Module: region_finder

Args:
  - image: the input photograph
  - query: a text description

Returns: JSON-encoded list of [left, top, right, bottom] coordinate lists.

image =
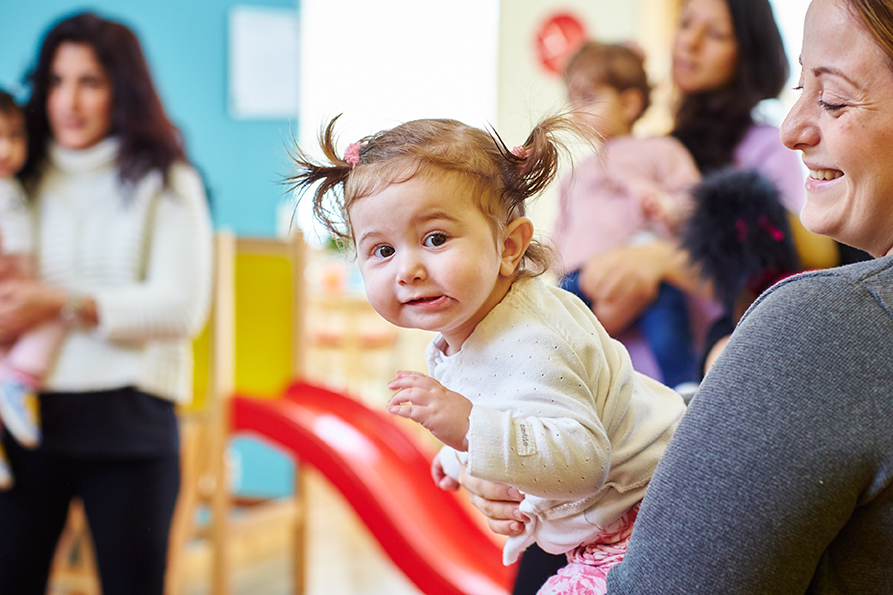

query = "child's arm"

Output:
[[387, 370, 472, 452]]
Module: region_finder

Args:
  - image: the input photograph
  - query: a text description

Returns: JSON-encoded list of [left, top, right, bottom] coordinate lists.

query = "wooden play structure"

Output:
[[48, 230, 512, 595]]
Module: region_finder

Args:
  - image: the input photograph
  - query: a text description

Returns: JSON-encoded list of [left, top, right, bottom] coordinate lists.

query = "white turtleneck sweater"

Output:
[[33, 138, 213, 403]]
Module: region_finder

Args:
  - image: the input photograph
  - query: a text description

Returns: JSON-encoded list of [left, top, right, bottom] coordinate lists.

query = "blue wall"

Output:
[[0, 0, 299, 237]]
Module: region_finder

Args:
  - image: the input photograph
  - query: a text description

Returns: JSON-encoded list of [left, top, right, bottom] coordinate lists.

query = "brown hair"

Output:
[[21, 12, 186, 188], [288, 115, 576, 277], [563, 41, 652, 122], [847, 0, 893, 69], [672, 0, 788, 173], [0, 89, 24, 121]]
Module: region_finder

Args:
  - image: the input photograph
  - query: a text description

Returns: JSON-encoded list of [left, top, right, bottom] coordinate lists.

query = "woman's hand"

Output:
[[578, 242, 706, 335], [457, 465, 528, 537], [578, 245, 665, 334], [0, 279, 66, 341]]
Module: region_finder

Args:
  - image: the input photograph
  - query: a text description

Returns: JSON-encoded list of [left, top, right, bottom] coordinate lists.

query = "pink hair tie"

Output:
[[344, 142, 363, 168], [758, 215, 785, 242], [511, 145, 528, 158]]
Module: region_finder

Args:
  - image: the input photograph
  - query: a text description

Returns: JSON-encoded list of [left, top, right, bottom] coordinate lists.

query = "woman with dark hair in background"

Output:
[[0, 12, 212, 594], [577, 0, 838, 344]]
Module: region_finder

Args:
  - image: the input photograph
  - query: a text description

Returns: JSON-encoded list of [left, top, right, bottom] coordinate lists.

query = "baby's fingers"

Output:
[[386, 399, 415, 418]]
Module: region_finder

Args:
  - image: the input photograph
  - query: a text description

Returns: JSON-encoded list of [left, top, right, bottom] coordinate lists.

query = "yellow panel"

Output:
[[234, 251, 295, 398], [187, 322, 211, 413]]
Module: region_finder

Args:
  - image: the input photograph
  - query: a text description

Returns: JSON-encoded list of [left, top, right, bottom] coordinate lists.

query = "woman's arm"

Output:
[[0, 280, 98, 342], [608, 271, 893, 593], [92, 164, 213, 341]]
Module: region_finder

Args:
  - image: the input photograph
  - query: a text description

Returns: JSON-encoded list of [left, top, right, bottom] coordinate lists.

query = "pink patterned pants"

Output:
[[535, 503, 639, 595]]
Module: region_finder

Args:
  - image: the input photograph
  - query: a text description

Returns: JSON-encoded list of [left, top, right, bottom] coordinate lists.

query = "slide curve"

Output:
[[231, 381, 516, 595]]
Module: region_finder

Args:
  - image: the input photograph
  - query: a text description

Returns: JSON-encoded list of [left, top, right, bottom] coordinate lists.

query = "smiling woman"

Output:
[[601, 0, 893, 591], [780, 0, 893, 257]]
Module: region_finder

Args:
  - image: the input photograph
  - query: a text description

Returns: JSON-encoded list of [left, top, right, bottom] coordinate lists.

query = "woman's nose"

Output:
[[781, 94, 818, 151]]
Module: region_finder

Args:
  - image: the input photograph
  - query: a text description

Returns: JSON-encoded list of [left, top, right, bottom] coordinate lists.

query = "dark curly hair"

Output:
[[672, 0, 789, 173], [21, 12, 186, 188]]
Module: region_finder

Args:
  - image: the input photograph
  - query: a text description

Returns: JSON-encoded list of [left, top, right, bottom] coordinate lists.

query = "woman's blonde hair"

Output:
[[848, 0, 893, 69], [288, 115, 576, 277]]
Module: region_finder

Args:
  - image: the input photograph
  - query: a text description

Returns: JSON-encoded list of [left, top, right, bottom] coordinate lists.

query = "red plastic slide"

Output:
[[231, 381, 516, 595]]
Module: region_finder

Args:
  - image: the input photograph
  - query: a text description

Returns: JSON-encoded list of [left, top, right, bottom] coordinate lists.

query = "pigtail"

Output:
[[492, 115, 578, 277], [286, 114, 360, 242]]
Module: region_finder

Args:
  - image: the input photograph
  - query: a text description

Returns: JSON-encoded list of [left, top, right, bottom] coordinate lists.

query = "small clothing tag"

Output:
[[515, 418, 536, 456]]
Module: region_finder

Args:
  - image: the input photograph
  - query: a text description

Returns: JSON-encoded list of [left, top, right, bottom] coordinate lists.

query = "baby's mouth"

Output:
[[406, 295, 445, 305]]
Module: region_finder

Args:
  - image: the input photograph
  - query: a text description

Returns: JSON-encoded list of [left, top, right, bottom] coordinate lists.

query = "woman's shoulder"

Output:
[[159, 161, 208, 204], [739, 257, 893, 337]]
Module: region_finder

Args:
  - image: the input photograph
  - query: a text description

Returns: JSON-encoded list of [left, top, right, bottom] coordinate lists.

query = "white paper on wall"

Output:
[[228, 5, 300, 119]]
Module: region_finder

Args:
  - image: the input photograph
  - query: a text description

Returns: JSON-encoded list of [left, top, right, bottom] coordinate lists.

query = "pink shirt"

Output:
[[552, 135, 701, 273], [733, 123, 805, 212], [551, 125, 803, 383]]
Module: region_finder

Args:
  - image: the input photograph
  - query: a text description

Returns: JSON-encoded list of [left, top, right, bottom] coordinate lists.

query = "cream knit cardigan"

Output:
[[34, 138, 213, 403]]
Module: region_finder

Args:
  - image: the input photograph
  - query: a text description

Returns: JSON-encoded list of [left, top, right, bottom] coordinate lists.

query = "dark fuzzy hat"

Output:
[[682, 168, 800, 310]]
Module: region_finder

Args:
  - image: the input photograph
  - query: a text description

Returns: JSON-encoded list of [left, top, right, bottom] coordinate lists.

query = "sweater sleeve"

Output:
[[93, 164, 213, 341], [607, 269, 893, 593], [460, 294, 617, 502]]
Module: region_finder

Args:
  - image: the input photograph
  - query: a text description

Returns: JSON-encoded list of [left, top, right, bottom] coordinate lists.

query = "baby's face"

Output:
[[567, 76, 632, 140], [0, 111, 27, 178], [349, 171, 512, 353]]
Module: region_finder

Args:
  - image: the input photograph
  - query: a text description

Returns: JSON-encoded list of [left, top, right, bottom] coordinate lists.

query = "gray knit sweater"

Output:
[[607, 256, 893, 594]]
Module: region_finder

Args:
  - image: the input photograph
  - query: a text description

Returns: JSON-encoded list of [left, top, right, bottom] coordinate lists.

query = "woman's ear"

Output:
[[500, 217, 534, 277]]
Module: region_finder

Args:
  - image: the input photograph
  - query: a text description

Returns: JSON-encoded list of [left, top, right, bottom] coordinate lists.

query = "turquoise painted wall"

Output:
[[0, 0, 299, 237]]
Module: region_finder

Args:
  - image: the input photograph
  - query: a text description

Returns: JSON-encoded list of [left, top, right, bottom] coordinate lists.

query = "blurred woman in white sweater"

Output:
[[0, 12, 212, 595]]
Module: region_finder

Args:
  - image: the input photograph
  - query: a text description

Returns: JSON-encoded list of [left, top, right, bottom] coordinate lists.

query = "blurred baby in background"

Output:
[[0, 90, 68, 489], [553, 41, 702, 391]]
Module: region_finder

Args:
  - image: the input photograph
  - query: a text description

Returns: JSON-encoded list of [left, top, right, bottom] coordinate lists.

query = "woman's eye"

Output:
[[423, 233, 447, 248], [819, 99, 846, 112], [372, 245, 395, 258]]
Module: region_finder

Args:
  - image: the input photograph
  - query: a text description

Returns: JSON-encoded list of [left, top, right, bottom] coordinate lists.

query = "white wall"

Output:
[[293, 0, 639, 243], [496, 1, 638, 241], [295, 0, 500, 242]]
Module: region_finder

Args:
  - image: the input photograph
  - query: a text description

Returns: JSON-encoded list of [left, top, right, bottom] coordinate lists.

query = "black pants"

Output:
[[513, 543, 568, 595], [0, 388, 180, 595]]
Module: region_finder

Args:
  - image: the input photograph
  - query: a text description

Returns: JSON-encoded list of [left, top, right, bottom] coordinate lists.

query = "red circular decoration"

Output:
[[535, 13, 588, 76]]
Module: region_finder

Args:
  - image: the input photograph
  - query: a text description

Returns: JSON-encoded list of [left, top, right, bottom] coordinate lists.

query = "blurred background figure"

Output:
[[0, 12, 212, 595]]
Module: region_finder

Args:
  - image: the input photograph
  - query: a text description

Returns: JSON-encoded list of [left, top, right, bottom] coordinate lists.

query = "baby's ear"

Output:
[[619, 87, 646, 125], [500, 217, 534, 277]]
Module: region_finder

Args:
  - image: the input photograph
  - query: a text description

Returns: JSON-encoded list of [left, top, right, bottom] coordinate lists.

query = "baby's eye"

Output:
[[372, 245, 395, 258], [423, 233, 448, 248]]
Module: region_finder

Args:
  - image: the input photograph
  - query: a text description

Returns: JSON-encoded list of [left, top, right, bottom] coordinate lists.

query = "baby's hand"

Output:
[[387, 371, 472, 452], [431, 456, 460, 491]]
